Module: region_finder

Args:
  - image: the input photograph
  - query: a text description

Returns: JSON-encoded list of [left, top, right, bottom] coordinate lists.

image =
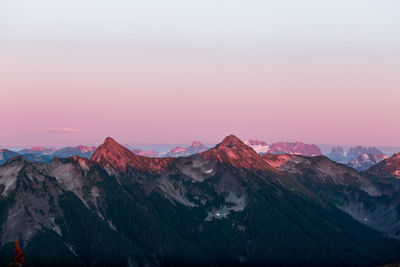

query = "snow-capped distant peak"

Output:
[[170, 147, 187, 154], [191, 141, 202, 147], [244, 139, 269, 154], [361, 153, 370, 160]]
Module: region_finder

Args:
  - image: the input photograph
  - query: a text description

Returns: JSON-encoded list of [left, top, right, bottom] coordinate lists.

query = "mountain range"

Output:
[[0, 149, 19, 165], [132, 141, 209, 157], [1, 135, 400, 266], [325, 146, 389, 171], [348, 153, 389, 171], [6, 141, 389, 172], [244, 140, 322, 156], [327, 146, 386, 163], [7, 145, 98, 163]]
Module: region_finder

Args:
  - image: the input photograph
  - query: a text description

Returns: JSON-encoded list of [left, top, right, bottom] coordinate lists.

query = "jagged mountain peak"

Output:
[[201, 135, 274, 170], [103, 136, 119, 145], [91, 137, 136, 171], [217, 135, 249, 149], [93, 137, 130, 155], [91, 137, 171, 172], [191, 140, 203, 147]]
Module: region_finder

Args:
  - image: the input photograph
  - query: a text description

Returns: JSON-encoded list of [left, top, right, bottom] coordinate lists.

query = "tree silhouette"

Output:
[[6, 240, 25, 267]]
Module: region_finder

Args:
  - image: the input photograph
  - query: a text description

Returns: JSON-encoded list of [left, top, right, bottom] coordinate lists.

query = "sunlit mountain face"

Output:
[[1, 135, 400, 266]]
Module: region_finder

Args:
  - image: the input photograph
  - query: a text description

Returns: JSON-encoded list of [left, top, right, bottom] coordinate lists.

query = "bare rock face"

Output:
[[366, 153, 400, 178], [263, 154, 380, 194], [263, 153, 400, 239], [0, 159, 64, 244]]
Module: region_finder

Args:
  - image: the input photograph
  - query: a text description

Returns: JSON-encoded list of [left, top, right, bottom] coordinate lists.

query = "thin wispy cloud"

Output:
[[26, 128, 79, 133]]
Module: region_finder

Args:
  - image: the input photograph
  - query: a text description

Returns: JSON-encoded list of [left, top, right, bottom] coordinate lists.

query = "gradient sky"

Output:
[[1, 0, 400, 147]]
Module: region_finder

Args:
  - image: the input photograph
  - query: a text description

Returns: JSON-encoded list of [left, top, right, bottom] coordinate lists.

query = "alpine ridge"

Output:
[[90, 137, 171, 172], [1, 135, 400, 266], [0, 149, 20, 165], [201, 135, 275, 170], [366, 152, 400, 178]]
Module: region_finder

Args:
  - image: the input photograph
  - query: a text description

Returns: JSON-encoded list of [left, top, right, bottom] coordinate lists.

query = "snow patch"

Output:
[[204, 169, 213, 174], [108, 220, 117, 231], [361, 153, 370, 160], [205, 192, 246, 221]]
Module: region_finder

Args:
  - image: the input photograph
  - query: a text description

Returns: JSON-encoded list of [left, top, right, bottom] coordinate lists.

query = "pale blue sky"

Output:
[[1, 0, 399, 52]]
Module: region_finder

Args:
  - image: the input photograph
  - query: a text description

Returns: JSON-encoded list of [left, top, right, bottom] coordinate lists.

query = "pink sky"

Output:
[[1, 1, 400, 147]]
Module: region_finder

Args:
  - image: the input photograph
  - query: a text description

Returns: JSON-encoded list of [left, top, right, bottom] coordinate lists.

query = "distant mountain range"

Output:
[[242, 140, 391, 171], [327, 146, 385, 163], [1, 141, 209, 163], [2, 141, 396, 174], [244, 139, 269, 154], [1, 135, 400, 265], [14, 145, 97, 163], [1, 145, 99, 164], [0, 149, 19, 165], [325, 146, 389, 171], [129, 141, 209, 157], [244, 139, 322, 156], [348, 153, 389, 171]]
